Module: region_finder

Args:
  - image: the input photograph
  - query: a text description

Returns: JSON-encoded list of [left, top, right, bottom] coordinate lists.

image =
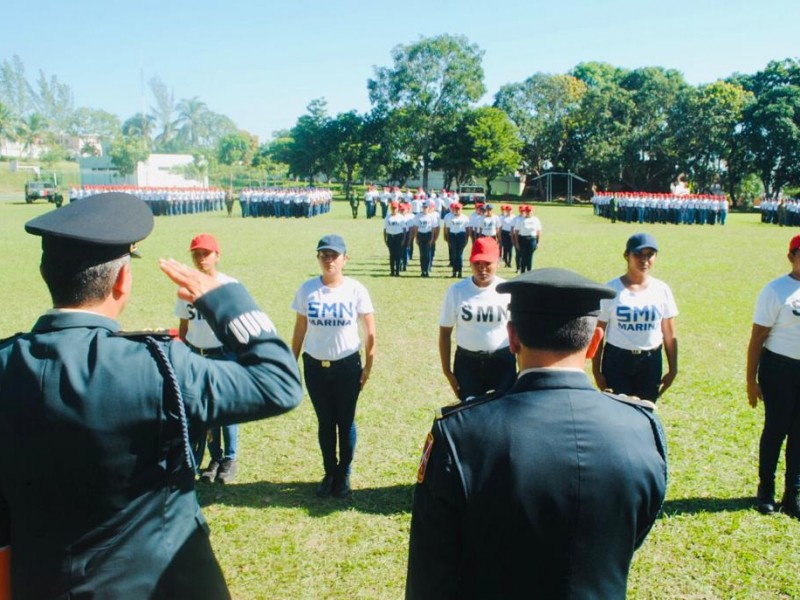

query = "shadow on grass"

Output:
[[661, 496, 754, 516], [197, 480, 413, 517]]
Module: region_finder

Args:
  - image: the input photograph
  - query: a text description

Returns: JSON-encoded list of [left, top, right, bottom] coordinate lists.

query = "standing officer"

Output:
[[0, 193, 303, 599], [407, 268, 668, 600]]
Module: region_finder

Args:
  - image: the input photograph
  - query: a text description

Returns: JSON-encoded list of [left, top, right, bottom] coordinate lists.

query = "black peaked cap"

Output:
[[497, 267, 616, 317]]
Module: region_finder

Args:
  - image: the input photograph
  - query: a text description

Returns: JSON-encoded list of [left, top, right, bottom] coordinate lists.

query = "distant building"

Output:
[[78, 153, 207, 187]]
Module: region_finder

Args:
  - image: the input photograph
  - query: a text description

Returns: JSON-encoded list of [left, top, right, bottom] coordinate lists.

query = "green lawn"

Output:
[[1, 198, 799, 599]]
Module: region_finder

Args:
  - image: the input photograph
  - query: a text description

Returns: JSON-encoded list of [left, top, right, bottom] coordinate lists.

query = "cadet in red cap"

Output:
[[438, 237, 515, 401], [747, 233, 800, 517], [443, 202, 469, 278], [175, 233, 254, 484]]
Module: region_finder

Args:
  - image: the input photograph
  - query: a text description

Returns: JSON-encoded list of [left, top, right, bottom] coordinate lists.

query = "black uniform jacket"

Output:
[[406, 368, 667, 600], [0, 283, 302, 599]]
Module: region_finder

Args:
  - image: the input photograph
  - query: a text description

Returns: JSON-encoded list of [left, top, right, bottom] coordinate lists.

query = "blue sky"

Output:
[[2, 0, 798, 142]]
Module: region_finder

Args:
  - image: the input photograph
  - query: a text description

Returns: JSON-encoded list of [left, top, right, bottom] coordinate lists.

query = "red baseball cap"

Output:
[[790, 234, 800, 253], [189, 233, 220, 253], [470, 237, 500, 263]]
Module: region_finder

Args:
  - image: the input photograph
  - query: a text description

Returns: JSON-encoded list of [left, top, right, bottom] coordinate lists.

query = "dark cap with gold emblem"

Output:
[[25, 192, 154, 262]]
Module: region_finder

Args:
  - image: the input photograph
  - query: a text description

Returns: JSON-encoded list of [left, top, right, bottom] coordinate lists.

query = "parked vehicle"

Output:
[[25, 181, 63, 207], [458, 185, 486, 205]]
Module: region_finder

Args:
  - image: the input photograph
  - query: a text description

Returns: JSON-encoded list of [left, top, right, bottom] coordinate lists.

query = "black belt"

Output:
[[188, 343, 227, 357], [606, 343, 661, 357], [456, 346, 509, 359], [303, 351, 359, 368]]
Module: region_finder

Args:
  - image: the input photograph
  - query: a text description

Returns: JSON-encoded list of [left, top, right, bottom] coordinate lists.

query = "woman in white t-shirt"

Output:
[[291, 235, 376, 499], [746, 234, 800, 517], [439, 237, 515, 401], [592, 233, 678, 401]]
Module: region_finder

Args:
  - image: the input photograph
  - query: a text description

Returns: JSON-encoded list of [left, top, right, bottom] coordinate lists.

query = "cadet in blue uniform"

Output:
[[408, 268, 668, 600], [0, 193, 303, 599]]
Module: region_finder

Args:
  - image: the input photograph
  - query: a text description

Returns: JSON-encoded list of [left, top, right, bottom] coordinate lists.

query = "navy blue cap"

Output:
[[25, 192, 154, 261], [497, 268, 616, 317], [316, 234, 347, 255], [625, 232, 659, 254]]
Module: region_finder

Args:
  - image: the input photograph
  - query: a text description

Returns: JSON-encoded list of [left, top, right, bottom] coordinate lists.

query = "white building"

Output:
[[78, 153, 207, 187]]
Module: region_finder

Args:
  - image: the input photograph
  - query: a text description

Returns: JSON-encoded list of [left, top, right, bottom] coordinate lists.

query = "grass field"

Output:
[[1, 196, 799, 599]]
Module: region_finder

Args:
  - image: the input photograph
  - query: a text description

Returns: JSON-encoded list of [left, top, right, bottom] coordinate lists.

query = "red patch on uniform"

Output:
[[416, 432, 434, 484]]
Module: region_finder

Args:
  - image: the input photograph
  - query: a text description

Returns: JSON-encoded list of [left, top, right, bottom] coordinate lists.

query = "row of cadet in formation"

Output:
[[381, 200, 542, 278], [68, 185, 332, 218], [238, 187, 332, 218], [759, 198, 800, 227], [592, 191, 730, 225], [70, 184, 229, 216], [362, 186, 462, 219]]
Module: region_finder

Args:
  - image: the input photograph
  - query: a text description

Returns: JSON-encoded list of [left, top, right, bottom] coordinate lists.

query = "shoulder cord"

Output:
[[145, 337, 196, 471]]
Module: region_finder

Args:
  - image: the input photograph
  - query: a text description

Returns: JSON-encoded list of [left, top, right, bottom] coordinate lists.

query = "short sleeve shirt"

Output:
[[598, 277, 678, 351], [175, 272, 247, 348], [439, 276, 511, 352], [753, 274, 800, 360], [292, 276, 375, 361]]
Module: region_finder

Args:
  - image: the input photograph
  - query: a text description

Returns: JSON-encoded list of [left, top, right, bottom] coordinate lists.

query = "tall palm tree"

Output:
[[175, 97, 209, 150], [17, 113, 50, 157], [122, 112, 156, 140]]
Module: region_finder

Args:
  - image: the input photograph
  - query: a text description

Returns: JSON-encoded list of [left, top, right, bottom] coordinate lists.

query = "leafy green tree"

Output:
[[467, 107, 522, 195], [368, 34, 486, 189], [670, 81, 753, 202], [323, 111, 368, 200], [360, 109, 417, 186], [109, 135, 150, 177], [217, 131, 257, 166], [741, 85, 800, 198], [68, 108, 120, 140], [494, 73, 586, 175], [274, 98, 331, 184]]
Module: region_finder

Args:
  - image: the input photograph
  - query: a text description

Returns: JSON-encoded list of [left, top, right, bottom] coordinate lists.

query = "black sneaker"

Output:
[[215, 458, 237, 484], [332, 475, 351, 499], [199, 460, 220, 483], [316, 474, 334, 498]]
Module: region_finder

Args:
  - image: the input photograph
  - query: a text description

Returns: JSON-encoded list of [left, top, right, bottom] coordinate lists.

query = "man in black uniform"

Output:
[[406, 268, 667, 600], [0, 193, 303, 599]]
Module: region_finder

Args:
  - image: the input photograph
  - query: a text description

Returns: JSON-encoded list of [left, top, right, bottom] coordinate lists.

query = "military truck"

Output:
[[25, 181, 63, 207]]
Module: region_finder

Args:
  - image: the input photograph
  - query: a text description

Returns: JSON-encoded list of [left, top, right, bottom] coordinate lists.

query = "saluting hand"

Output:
[[159, 258, 221, 304]]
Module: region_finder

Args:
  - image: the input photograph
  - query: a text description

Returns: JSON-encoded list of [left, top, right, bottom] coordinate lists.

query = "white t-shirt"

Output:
[[384, 213, 405, 235], [444, 213, 469, 234], [175, 273, 246, 348], [514, 216, 542, 237], [292, 276, 375, 361], [479, 215, 501, 236], [439, 276, 511, 352], [753, 274, 800, 360], [599, 277, 679, 351]]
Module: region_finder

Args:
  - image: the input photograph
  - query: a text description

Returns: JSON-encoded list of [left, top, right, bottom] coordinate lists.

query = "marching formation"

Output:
[[238, 187, 332, 218], [592, 191, 729, 225], [381, 200, 542, 278]]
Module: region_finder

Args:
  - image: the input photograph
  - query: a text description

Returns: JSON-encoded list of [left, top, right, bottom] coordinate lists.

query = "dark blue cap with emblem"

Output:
[[25, 192, 154, 262], [497, 267, 616, 317]]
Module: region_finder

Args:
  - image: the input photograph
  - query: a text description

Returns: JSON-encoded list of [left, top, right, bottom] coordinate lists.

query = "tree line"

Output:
[[2, 39, 800, 206]]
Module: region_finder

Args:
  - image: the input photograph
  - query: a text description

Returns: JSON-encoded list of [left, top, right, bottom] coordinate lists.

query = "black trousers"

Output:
[[601, 343, 662, 401], [758, 349, 800, 493], [303, 352, 362, 477], [454, 346, 517, 402]]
